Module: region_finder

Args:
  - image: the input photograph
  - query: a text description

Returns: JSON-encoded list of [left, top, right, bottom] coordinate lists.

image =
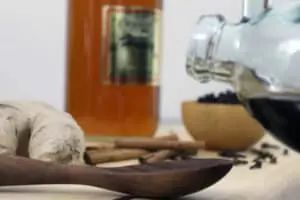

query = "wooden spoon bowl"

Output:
[[0, 155, 233, 198]]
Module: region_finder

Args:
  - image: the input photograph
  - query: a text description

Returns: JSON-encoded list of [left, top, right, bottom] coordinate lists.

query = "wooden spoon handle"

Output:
[[0, 155, 70, 186], [0, 155, 114, 187]]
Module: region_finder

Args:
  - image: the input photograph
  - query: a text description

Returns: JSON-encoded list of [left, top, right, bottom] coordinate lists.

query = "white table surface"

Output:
[[0, 124, 300, 200]]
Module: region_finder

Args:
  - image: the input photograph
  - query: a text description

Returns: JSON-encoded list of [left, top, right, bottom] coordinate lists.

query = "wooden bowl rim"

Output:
[[182, 101, 245, 108]]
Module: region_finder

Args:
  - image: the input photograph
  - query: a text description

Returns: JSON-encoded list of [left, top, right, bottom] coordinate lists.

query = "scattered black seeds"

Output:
[[249, 148, 262, 155], [219, 150, 246, 159], [249, 148, 274, 160], [265, 152, 275, 160], [270, 157, 277, 164], [250, 161, 262, 170], [283, 149, 289, 156], [261, 142, 280, 150], [221, 142, 290, 170], [233, 159, 248, 166], [253, 157, 263, 163]]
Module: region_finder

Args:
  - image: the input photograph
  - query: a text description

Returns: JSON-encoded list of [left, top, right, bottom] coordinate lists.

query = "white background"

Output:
[[0, 0, 287, 122]]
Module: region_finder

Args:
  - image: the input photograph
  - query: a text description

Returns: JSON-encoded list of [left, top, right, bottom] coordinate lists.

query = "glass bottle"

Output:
[[66, 0, 162, 136], [186, 1, 300, 151]]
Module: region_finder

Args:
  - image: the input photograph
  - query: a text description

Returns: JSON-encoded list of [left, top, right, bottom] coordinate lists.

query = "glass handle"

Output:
[[242, 0, 272, 21], [186, 15, 226, 83]]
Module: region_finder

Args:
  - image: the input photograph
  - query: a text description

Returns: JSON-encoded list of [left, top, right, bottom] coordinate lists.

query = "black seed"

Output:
[[250, 148, 274, 160], [219, 150, 246, 159], [261, 142, 280, 149], [250, 160, 262, 170], [233, 159, 248, 166], [253, 157, 264, 163], [270, 157, 277, 164], [283, 149, 289, 156]]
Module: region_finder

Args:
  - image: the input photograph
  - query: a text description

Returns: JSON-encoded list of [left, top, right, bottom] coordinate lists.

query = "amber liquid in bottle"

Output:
[[66, 0, 161, 136]]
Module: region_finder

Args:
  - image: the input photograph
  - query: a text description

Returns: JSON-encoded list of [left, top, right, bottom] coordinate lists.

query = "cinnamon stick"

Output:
[[84, 134, 182, 165], [85, 141, 115, 151], [85, 134, 178, 151], [114, 139, 205, 151], [84, 149, 149, 165], [156, 134, 179, 141], [139, 150, 178, 164]]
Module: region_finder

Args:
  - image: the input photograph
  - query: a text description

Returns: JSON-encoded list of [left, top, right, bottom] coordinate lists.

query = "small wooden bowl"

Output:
[[182, 101, 264, 151]]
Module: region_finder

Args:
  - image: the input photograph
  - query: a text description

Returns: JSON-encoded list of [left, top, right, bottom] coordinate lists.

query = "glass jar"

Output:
[[66, 0, 162, 136]]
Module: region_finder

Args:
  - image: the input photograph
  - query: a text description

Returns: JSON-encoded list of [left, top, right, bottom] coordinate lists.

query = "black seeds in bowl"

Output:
[[197, 90, 241, 104]]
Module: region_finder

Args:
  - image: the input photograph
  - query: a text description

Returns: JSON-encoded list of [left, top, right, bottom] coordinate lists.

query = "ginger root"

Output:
[[0, 101, 85, 165]]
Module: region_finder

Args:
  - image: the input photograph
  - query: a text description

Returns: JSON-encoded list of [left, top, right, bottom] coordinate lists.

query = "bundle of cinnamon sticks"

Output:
[[84, 134, 205, 165]]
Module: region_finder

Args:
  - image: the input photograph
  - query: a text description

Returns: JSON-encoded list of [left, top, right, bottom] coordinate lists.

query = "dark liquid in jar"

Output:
[[245, 97, 300, 151]]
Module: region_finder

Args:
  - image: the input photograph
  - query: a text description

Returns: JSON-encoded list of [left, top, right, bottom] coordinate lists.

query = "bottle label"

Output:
[[101, 5, 161, 85]]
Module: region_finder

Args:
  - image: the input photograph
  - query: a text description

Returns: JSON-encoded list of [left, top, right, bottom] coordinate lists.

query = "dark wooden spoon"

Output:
[[0, 155, 232, 198]]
